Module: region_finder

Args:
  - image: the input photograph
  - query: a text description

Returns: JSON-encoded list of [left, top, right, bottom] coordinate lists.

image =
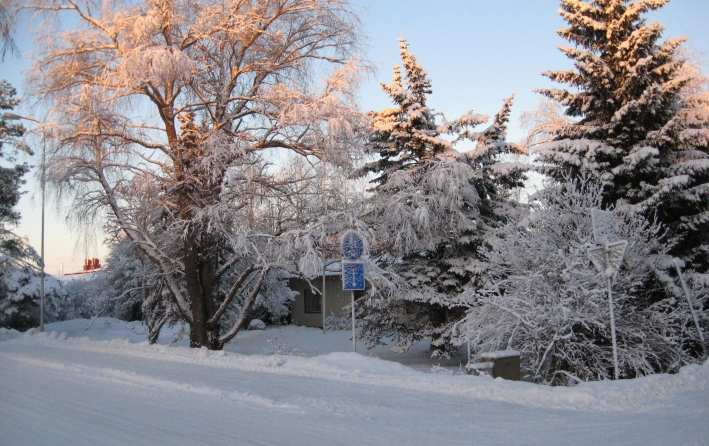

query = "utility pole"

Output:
[[39, 135, 46, 332]]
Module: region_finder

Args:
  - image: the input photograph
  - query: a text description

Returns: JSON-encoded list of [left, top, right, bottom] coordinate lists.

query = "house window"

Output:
[[303, 288, 321, 314]]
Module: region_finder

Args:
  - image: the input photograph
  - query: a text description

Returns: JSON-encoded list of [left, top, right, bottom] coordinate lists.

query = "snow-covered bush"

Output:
[[454, 178, 707, 384], [0, 255, 68, 330], [247, 319, 266, 331]]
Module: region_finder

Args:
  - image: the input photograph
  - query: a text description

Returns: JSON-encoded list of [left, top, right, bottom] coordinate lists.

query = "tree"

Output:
[[0, 0, 18, 59], [454, 178, 707, 384], [537, 0, 709, 271], [29, 0, 364, 349], [64, 238, 155, 322], [0, 253, 69, 330], [357, 40, 449, 187], [358, 40, 526, 356], [0, 80, 34, 265]]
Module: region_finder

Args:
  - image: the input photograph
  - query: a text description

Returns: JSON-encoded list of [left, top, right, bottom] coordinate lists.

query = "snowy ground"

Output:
[[1, 319, 708, 446]]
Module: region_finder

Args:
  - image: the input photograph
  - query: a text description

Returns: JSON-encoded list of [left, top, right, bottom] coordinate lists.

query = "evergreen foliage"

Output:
[[0, 80, 28, 238], [537, 0, 708, 271], [358, 40, 449, 187], [0, 254, 68, 330], [359, 41, 526, 356]]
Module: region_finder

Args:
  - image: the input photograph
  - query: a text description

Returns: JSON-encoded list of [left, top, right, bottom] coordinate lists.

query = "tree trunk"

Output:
[[184, 231, 211, 348], [183, 229, 223, 349]]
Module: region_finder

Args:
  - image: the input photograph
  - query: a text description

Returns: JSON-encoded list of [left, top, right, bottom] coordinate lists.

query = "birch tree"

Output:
[[27, 0, 363, 349]]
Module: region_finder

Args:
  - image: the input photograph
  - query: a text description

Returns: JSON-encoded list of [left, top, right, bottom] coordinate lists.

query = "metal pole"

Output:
[[466, 338, 471, 364], [673, 260, 705, 349], [351, 290, 355, 353], [322, 265, 327, 331], [39, 137, 46, 332], [320, 159, 327, 332], [608, 276, 619, 380]]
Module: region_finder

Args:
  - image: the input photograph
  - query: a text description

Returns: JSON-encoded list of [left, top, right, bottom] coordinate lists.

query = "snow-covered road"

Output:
[[1, 325, 707, 446]]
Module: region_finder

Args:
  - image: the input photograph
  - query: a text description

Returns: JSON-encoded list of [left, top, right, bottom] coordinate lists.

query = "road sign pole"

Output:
[[351, 290, 356, 353], [341, 230, 365, 354], [608, 276, 619, 380]]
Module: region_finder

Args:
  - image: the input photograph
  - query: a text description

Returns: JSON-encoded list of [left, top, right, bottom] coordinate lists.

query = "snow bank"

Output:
[[0, 327, 21, 342], [3, 322, 707, 414], [42, 318, 150, 343]]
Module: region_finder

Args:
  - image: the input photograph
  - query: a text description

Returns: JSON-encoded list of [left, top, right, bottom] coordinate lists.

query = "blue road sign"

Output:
[[341, 230, 365, 260], [342, 261, 365, 291]]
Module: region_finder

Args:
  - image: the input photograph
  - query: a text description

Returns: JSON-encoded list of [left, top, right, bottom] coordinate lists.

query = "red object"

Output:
[[67, 258, 102, 275], [81, 258, 101, 271]]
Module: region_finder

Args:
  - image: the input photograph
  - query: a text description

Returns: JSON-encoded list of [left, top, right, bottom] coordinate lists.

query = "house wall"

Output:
[[290, 276, 354, 328]]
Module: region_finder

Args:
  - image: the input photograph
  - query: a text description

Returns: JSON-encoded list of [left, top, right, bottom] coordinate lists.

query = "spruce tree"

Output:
[[359, 41, 525, 356], [538, 0, 708, 270], [358, 40, 449, 187], [0, 80, 29, 260]]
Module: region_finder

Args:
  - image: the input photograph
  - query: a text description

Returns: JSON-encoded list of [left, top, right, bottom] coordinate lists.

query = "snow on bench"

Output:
[[479, 350, 520, 360]]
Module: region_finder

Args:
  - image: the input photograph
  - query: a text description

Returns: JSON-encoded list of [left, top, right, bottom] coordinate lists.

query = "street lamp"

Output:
[[1, 112, 46, 332]]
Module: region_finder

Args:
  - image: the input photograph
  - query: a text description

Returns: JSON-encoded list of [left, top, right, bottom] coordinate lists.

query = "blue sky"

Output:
[[2, 0, 708, 274]]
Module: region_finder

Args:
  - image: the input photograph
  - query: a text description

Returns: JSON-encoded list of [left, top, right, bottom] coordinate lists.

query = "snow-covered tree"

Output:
[[64, 238, 154, 322], [0, 254, 69, 330], [28, 0, 364, 349], [358, 40, 526, 356], [0, 80, 63, 331], [537, 0, 709, 271], [0, 1, 18, 58], [0, 80, 30, 262], [454, 178, 707, 384], [357, 40, 449, 187]]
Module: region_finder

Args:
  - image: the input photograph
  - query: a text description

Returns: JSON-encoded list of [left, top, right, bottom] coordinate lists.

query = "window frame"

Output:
[[303, 287, 322, 314]]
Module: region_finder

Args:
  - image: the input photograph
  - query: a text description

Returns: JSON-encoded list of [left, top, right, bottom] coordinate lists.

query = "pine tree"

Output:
[[359, 41, 526, 356], [538, 0, 708, 271]]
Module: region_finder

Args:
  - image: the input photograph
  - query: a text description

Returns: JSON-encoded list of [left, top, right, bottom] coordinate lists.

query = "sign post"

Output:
[[341, 231, 366, 353], [588, 209, 627, 380]]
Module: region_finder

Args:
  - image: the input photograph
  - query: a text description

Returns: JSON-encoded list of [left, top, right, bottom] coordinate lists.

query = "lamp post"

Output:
[[1, 112, 45, 332]]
